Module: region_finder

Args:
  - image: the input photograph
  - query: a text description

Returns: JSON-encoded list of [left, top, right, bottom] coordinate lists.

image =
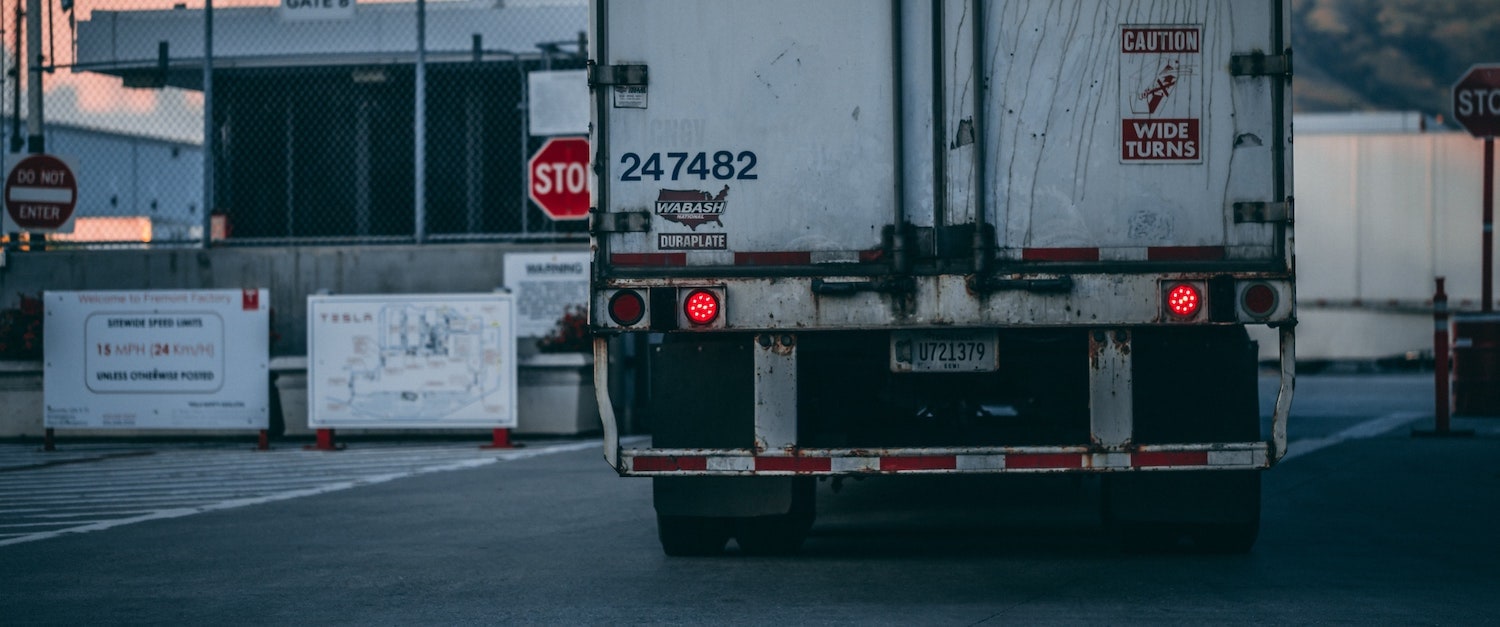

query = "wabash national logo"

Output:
[[655, 185, 728, 230]]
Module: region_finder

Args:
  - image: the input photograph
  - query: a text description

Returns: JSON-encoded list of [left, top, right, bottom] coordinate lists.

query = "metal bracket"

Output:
[[1233, 199, 1293, 224], [1230, 51, 1292, 78], [810, 276, 916, 296], [588, 62, 648, 88], [590, 210, 651, 234], [968, 275, 1074, 294]]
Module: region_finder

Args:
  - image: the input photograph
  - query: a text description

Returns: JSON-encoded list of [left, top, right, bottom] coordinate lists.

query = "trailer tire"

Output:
[[1106, 327, 1262, 553], [733, 512, 814, 555], [1106, 470, 1261, 554], [731, 478, 816, 555], [657, 515, 733, 556]]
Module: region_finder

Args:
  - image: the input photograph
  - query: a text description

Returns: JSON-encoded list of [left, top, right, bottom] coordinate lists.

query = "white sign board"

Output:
[[279, 0, 354, 22], [308, 293, 517, 429], [1119, 25, 1203, 163], [503, 251, 589, 339], [528, 70, 589, 137], [44, 290, 270, 430]]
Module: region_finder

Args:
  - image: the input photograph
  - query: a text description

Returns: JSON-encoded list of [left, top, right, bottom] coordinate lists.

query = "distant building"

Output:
[[1296, 111, 1441, 135]]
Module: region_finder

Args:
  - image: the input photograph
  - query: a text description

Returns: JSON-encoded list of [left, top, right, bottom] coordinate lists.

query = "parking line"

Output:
[[1281, 412, 1427, 462], [0, 439, 606, 548]]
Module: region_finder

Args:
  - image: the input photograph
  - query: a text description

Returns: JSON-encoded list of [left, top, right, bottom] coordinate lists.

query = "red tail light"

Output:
[[608, 290, 645, 326], [1241, 282, 1278, 318], [683, 289, 720, 325], [1166, 283, 1201, 318]]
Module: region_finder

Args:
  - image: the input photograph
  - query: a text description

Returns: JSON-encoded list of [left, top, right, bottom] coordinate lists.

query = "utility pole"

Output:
[[25, 0, 41, 153], [413, 0, 426, 243], [203, 0, 214, 246]]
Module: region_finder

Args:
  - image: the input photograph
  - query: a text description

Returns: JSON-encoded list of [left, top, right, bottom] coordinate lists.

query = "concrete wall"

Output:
[[0, 242, 587, 357]]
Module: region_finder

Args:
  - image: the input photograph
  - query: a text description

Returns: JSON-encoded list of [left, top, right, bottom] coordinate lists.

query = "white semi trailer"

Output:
[[586, 0, 1295, 555]]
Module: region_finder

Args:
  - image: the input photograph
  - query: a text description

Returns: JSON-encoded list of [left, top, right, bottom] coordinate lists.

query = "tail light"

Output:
[[1239, 282, 1280, 319], [678, 287, 726, 329], [683, 289, 720, 325], [607, 290, 646, 326], [1164, 282, 1202, 319]]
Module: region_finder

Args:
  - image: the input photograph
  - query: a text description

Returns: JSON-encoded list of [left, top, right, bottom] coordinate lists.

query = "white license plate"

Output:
[[890, 330, 999, 373]]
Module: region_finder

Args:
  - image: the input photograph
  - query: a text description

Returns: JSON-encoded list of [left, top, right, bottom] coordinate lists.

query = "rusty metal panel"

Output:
[[599, 274, 1293, 330]]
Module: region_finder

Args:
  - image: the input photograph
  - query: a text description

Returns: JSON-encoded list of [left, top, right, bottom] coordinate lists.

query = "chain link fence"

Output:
[[1, 0, 588, 248]]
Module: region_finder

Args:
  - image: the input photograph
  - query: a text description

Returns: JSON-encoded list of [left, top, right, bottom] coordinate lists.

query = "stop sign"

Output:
[[3, 154, 77, 232], [1453, 64, 1500, 137], [528, 137, 590, 221]]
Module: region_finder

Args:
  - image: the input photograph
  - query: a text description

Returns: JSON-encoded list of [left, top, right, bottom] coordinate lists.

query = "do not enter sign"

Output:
[[1454, 64, 1500, 138], [3, 154, 77, 233], [528, 137, 590, 221]]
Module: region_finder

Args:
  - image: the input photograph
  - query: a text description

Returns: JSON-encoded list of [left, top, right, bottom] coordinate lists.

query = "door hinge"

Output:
[[591, 210, 652, 234], [588, 62, 648, 88], [1233, 199, 1293, 224], [1230, 51, 1292, 78]]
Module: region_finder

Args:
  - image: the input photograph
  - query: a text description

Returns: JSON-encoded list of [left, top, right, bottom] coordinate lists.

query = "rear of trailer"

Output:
[[587, 0, 1294, 555]]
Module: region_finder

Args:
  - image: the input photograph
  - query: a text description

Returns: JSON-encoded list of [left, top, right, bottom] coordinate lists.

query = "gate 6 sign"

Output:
[[1454, 64, 1500, 138], [4, 154, 77, 233], [528, 137, 591, 221]]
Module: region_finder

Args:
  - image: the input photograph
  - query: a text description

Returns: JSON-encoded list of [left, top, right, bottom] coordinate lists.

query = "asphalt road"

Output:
[[3, 373, 1498, 624]]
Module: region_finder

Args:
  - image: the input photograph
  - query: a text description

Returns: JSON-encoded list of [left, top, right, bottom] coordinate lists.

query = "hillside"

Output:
[[1294, 0, 1500, 115]]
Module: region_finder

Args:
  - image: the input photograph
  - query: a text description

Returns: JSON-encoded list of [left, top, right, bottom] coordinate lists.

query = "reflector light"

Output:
[[683, 289, 720, 325], [608, 290, 645, 326], [1242, 283, 1277, 317], [1166, 283, 1201, 318]]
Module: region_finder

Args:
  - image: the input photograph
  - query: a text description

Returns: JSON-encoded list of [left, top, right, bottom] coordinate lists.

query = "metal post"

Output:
[[517, 53, 529, 235], [25, 0, 41, 153], [413, 0, 426, 243], [201, 0, 214, 246], [1434, 278, 1450, 433], [1484, 138, 1494, 312]]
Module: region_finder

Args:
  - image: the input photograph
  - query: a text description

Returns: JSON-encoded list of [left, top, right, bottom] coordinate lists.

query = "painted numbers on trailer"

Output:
[[620, 151, 758, 181]]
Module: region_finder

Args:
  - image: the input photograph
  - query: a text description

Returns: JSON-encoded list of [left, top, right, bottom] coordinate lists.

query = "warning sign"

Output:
[[1120, 26, 1202, 163]]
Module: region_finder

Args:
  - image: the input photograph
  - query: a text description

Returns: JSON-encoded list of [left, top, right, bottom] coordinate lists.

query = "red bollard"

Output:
[[482, 428, 517, 449], [1416, 277, 1474, 437], [256, 429, 270, 451]]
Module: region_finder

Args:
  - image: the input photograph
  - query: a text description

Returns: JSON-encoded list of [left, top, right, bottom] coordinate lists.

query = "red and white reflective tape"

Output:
[[621, 444, 1267, 475], [1021, 246, 1227, 262], [611, 246, 1226, 267], [610, 250, 885, 267]]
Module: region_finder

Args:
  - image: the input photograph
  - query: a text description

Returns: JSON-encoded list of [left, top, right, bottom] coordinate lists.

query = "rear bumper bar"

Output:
[[620, 442, 1269, 476], [593, 325, 1296, 476]]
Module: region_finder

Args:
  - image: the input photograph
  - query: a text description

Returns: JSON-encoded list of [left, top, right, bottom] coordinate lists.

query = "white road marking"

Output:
[[1281, 412, 1427, 462], [0, 439, 608, 548]]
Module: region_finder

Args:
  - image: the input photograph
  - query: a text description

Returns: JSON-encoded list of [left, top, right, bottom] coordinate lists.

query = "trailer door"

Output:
[[969, 0, 1289, 265], [594, 0, 898, 270]]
